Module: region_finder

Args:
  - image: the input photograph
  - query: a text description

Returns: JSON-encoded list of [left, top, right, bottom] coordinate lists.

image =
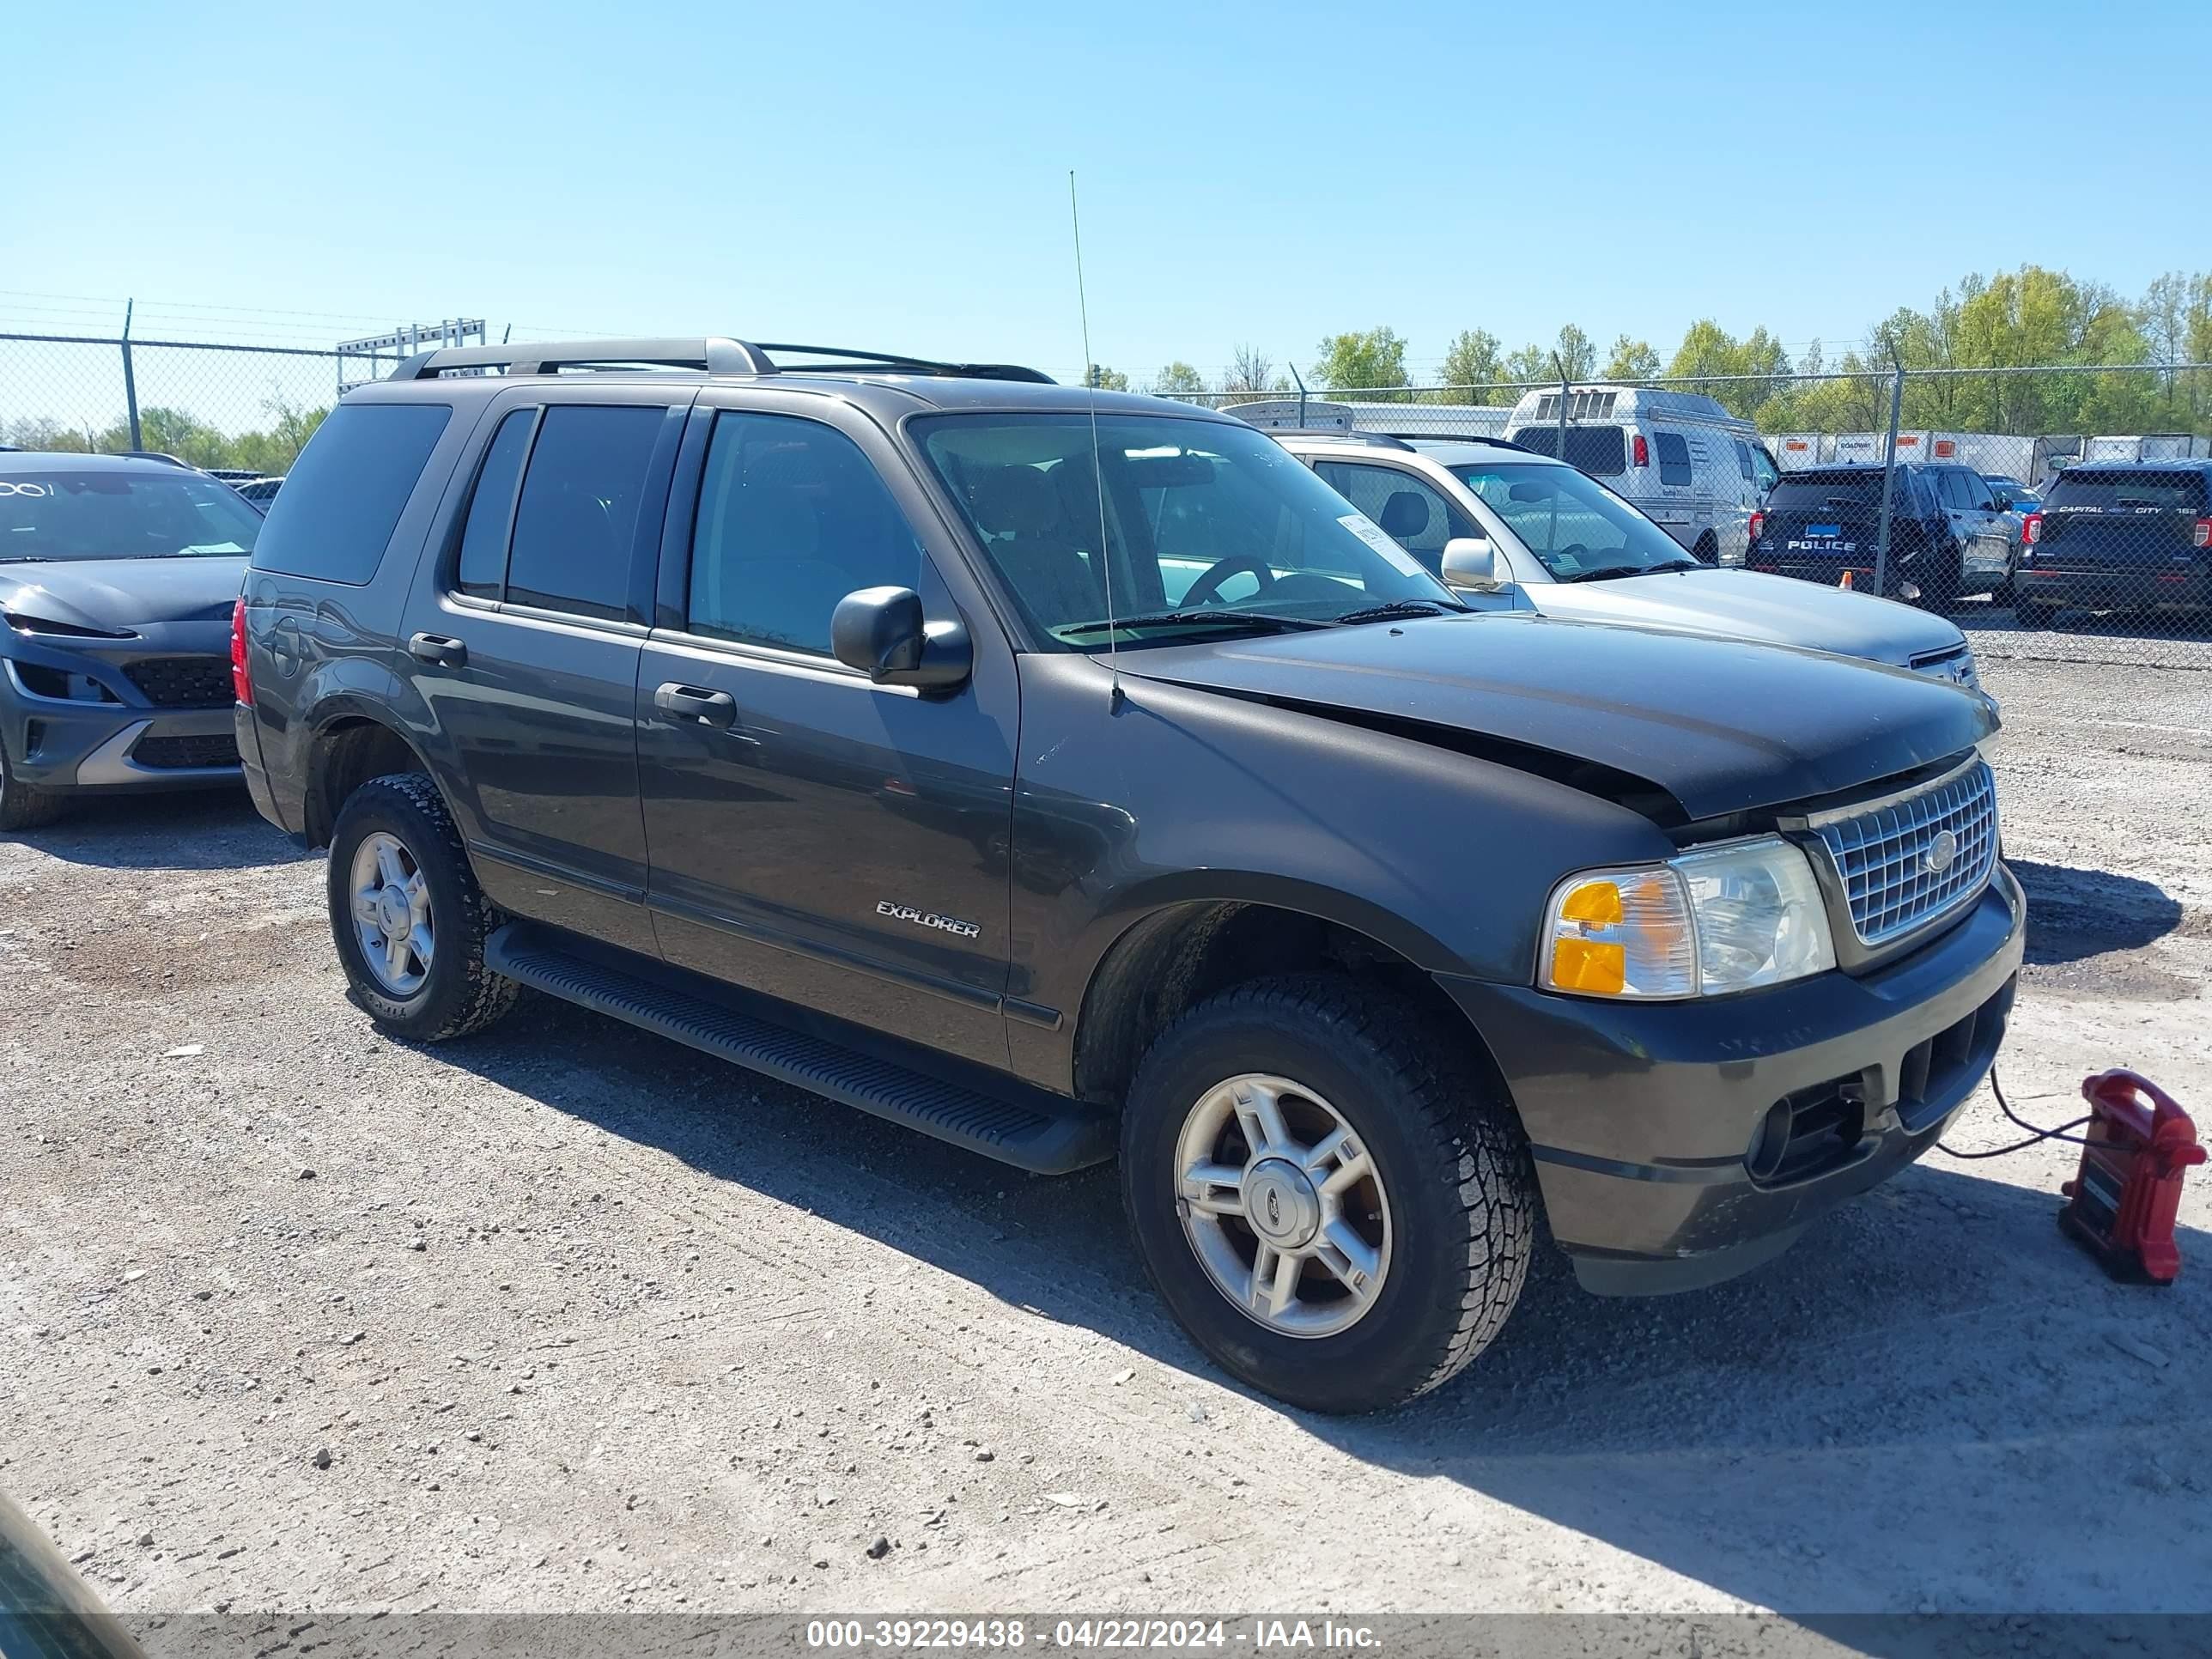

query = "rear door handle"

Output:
[[653, 682, 738, 728], [408, 632, 467, 667]]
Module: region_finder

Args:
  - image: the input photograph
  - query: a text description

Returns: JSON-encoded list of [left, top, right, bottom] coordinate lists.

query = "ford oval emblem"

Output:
[[1923, 830, 1959, 875]]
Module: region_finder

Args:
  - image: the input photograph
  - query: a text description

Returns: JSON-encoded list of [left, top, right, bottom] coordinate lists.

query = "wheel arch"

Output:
[[1067, 891, 1517, 1125], [301, 707, 444, 848]]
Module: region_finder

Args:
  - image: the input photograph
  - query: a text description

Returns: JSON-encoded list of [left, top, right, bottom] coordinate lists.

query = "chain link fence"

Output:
[[1180, 363, 2212, 672], [5, 334, 2208, 672]]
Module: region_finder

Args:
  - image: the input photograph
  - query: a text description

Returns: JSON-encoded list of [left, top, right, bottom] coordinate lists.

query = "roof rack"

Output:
[[388, 337, 1054, 385], [1385, 433, 1534, 454]]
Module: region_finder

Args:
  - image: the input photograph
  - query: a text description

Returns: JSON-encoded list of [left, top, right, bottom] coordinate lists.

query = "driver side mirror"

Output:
[[1440, 537, 1500, 591], [830, 586, 972, 691]]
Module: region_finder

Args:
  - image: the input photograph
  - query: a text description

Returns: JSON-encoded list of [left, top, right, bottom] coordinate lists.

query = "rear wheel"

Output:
[[0, 748, 65, 832], [326, 773, 520, 1041], [1121, 976, 1534, 1413], [1692, 532, 1720, 566]]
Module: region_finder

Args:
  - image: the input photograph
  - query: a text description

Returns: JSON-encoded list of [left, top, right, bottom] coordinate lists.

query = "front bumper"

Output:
[[3, 664, 240, 796], [1439, 864, 2026, 1292]]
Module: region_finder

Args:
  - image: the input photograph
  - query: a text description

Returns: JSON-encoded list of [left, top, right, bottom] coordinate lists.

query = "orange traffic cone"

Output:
[[1838, 568, 1855, 590]]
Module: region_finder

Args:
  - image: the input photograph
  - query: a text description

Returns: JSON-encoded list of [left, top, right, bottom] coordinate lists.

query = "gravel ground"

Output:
[[3, 653, 2207, 1621]]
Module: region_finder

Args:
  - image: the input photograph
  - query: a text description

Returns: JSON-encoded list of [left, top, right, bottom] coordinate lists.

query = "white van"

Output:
[[1503, 386, 1780, 563]]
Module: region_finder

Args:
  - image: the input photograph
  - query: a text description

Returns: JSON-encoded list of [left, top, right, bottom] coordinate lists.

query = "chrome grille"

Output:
[[1810, 759, 1997, 946]]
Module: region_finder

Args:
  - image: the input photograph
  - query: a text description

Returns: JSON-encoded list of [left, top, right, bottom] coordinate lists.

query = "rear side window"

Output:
[[455, 410, 537, 599], [251, 403, 450, 584], [2044, 469, 2209, 511], [505, 405, 668, 621], [1654, 431, 1692, 486], [1507, 424, 1626, 477]]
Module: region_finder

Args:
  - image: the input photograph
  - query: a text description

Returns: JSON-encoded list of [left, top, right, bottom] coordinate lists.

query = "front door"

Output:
[[635, 403, 1016, 1071]]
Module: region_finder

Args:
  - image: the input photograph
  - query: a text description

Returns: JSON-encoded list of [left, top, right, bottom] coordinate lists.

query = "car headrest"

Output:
[[972, 466, 1065, 538], [1379, 490, 1429, 539]]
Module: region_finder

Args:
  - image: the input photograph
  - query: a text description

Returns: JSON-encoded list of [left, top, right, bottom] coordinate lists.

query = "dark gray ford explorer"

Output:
[[234, 337, 2021, 1413]]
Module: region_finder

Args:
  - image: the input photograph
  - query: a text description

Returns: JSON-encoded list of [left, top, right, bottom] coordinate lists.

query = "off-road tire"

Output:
[[1121, 975, 1534, 1413], [326, 772, 520, 1041], [0, 748, 66, 832]]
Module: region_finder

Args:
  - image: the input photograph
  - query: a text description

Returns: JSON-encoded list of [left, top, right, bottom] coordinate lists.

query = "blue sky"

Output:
[[7, 0, 2209, 386]]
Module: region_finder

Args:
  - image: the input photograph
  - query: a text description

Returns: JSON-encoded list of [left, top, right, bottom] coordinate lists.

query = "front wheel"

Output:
[[1121, 977, 1534, 1413], [0, 746, 65, 832], [326, 773, 520, 1041]]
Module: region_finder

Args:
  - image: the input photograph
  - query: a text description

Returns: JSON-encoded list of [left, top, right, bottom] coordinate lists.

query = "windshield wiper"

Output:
[[1058, 609, 1328, 638], [1557, 559, 1702, 583], [1332, 598, 1470, 624]]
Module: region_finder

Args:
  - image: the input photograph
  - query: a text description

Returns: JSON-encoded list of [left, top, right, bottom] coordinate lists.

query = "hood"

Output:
[[1120, 611, 1996, 823], [1524, 569, 1966, 667], [0, 556, 246, 635]]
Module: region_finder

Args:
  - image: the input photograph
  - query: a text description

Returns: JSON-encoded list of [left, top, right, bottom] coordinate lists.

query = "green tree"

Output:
[[1079, 364, 1129, 391], [1312, 327, 1409, 398], [1602, 335, 1661, 381], [1439, 328, 1504, 395], [1148, 361, 1207, 398]]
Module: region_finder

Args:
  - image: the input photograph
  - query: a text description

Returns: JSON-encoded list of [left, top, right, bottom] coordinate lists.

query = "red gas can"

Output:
[[2060, 1069, 2204, 1285]]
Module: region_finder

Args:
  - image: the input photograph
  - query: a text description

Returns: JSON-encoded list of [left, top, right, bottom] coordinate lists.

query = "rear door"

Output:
[[633, 395, 1018, 1072], [400, 387, 688, 956]]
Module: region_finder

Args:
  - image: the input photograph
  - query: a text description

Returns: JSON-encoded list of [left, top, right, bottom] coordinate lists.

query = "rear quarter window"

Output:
[[251, 403, 452, 585], [1653, 431, 1692, 487]]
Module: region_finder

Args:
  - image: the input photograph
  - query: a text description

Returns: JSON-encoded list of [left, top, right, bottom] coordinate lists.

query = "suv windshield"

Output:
[[0, 469, 263, 563], [2044, 469, 2209, 511], [916, 414, 1460, 647], [1448, 461, 1696, 579], [1504, 425, 1627, 477]]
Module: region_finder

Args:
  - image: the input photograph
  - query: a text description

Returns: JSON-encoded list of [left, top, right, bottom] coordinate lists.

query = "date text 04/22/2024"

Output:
[[805, 1620, 1382, 1650]]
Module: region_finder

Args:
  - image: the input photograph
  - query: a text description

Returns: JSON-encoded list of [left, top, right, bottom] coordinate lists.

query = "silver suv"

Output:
[[1273, 430, 1985, 695]]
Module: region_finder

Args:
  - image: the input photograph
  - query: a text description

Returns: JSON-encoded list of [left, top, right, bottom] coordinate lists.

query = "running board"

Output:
[[483, 927, 1113, 1175]]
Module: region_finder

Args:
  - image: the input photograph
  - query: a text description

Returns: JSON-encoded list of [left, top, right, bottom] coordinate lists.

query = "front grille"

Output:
[[131, 732, 240, 769], [1909, 645, 1979, 691], [124, 656, 234, 708], [1810, 759, 1997, 946]]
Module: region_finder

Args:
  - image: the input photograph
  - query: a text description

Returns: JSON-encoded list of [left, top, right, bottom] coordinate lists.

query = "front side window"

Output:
[[1752, 447, 1781, 492], [3, 468, 265, 564], [1654, 431, 1692, 487], [687, 412, 925, 655], [1734, 440, 1755, 483], [505, 405, 668, 621], [1310, 461, 1470, 568], [915, 414, 1456, 647], [1449, 461, 1698, 580]]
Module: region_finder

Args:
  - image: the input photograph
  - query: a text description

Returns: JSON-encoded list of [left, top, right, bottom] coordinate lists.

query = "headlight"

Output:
[[1540, 836, 1836, 1000]]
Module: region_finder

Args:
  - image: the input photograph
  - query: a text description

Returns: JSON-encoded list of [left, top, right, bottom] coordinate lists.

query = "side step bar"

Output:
[[483, 926, 1114, 1175]]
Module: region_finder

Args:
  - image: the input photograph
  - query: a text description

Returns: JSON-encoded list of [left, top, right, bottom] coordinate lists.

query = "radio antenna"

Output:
[[1069, 170, 1121, 706]]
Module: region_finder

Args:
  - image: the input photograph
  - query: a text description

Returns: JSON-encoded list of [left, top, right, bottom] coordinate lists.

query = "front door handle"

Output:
[[653, 682, 738, 728], [408, 632, 467, 668]]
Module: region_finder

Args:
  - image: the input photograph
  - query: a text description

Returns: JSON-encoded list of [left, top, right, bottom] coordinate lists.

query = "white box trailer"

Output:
[[2081, 433, 2211, 463]]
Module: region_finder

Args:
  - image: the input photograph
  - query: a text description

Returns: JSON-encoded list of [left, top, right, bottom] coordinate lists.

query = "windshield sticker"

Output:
[[1337, 514, 1425, 576], [178, 543, 247, 556]]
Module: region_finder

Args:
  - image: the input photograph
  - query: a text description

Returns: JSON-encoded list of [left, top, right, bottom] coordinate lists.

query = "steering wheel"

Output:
[[1180, 553, 1277, 607]]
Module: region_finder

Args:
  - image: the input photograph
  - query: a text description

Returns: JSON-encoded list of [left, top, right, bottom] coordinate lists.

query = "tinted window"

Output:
[[1766, 470, 1899, 511], [688, 413, 925, 655], [455, 410, 535, 599], [2044, 469, 2209, 511], [1654, 431, 1692, 487], [252, 403, 449, 584], [915, 414, 1453, 646], [1936, 469, 1978, 511], [1310, 461, 1468, 567], [1507, 424, 1626, 477], [0, 468, 264, 563], [505, 405, 667, 621]]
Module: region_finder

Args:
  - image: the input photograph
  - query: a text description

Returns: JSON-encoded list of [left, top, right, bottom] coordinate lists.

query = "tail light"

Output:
[[2195, 516, 2209, 549], [229, 597, 253, 706], [1632, 434, 1650, 468], [1747, 509, 1765, 544], [2022, 512, 2043, 546]]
